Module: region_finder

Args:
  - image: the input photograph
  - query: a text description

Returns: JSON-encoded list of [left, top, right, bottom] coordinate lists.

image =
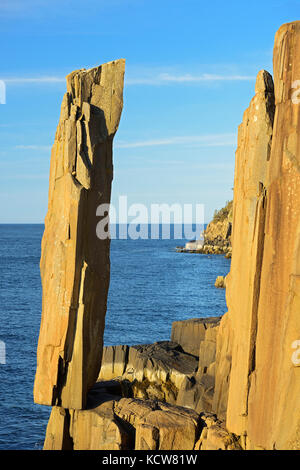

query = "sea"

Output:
[[0, 224, 230, 450]]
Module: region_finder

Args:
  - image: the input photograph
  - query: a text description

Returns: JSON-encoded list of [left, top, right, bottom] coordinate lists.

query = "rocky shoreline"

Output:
[[34, 21, 300, 451], [176, 201, 232, 257], [44, 316, 240, 450]]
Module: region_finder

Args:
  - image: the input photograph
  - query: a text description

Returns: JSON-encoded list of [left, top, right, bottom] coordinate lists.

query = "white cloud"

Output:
[[14, 133, 236, 154], [15, 145, 52, 150], [4, 77, 65, 84], [115, 133, 237, 149], [14, 135, 236, 152], [3, 173, 49, 180], [126, 73, 256, 86], [2, 71, 255, 87]]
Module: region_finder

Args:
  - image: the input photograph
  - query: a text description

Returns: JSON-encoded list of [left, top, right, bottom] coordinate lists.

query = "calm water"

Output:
[[0, 224, 230, 450]]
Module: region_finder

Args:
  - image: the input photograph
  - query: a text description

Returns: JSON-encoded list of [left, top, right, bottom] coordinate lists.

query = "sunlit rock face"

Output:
[[246, 22, 300, 450], [224, 69, 275, 438], [216, 21, 300, 450], [35, 21, 300, 452], [34, 60, 125, 410]]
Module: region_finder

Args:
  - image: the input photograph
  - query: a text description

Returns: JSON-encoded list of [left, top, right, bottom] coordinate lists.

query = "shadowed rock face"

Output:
[[99, 341, 198, 405], [33, 60, 125, 410], [97, 320, 221, 415]]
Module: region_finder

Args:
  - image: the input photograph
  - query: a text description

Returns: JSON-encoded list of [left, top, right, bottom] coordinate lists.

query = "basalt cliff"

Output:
[[34, 59, 126, 410], [34, 22, 300, 451], [176, 200, 232, 255], [201, 200, 233, 256]]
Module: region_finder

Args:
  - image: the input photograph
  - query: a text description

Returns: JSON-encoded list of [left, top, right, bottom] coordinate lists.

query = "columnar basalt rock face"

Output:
[[217, 21, 300, 450], [212, 313, 233, 420], [224, 69, 275, 438], [34, 60, 125, 410], [246, 22, 300, 450], [36, 22, 300, 452], [99, 341, 198, 404], [43, 386, 238, 450], [171, 317, 221, 357], [97, 320, 221, 415]]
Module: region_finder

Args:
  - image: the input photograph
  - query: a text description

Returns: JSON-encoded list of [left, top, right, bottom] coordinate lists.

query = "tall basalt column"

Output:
[[224, 70, 275, 438], [247, 22, 300, 450], [33, 60, 125, 410]]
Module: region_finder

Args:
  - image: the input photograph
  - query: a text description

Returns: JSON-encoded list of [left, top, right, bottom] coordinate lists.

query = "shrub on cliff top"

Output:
[[213, 200, 233, 223]]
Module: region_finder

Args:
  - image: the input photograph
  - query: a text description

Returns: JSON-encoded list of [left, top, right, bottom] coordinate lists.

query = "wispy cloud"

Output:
[[15, 145, 52, 150], [115, 133, 237, 149], [14, 135, 235, 152], [2, 71, 255, 87], [2, 173, 49, 180], [126, 73, 256, 86], [4, 77, 65, 84], [160, 73, 255, 82]]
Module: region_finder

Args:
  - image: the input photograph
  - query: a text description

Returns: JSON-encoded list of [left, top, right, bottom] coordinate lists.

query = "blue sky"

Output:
[[0, 0, 299, 223]]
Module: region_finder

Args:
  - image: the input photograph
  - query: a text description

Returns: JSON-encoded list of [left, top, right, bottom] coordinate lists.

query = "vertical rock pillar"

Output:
[[33, 60, 125, 410], [224, 70, 275, 438], [247, 21, 300, 450], [216, 21, 300, 450]]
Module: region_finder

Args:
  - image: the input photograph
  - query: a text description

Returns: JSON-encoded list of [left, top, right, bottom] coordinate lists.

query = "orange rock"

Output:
[[247, 21, 300, 450], [44, 397, 201, 450], [212, 312, 233, 420], [33, 60, 125, 409], [224, 69, 275, 438], [216, 21, 300, 450]]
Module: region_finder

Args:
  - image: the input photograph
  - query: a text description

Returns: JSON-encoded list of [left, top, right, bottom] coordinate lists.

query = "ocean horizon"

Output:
[[0, 223, 230, 449]]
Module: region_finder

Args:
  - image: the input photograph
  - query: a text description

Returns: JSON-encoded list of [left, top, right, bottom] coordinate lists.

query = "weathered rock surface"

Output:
[[176, 201, 232, 255], [97, 318, 221, 416], [171, 317, 221, 357], [215, 21, 300, 450], [116, 399, 200, 450], [43, 406, 73, 450], [214, 275, 226, 288], [34, 60, 125, 409], [38, 22, 300, 452], [43, 383, 238, 450], [246, 22, 300, 450], [201, 201, 233, 256], [176, 318, 220, 413], [223, 68, 275, 439], [195, 412, 240, 450], [212, 313, 232, 421], [99, 341, 198, 404]]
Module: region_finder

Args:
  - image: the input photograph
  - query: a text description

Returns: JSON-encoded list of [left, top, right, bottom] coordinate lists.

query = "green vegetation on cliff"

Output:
[[212, 200, 233, 223]]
